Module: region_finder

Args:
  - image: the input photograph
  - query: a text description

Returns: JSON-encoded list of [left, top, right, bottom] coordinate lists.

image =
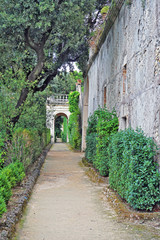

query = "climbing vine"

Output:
[[68, 91, 81, 150]]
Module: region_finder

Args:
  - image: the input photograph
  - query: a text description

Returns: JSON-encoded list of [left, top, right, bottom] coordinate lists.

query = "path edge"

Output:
[[0, 143, 53, 240]]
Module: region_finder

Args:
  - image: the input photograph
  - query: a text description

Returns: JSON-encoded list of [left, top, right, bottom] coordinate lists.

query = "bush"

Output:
[[108, 128, 160, 211], [7, 127, 51, 169], [0, 173, 12, 203], [0, 133, 6, 169], [85, 107, 118, 176], [85, 133, 97, 163], [4, 161, 25, 187], [68, 113, 81, 149], [95, 108, 118, 176], [0, 161, 25, 218], [85, 110, 98, 164], [0, 197, 6, 218]]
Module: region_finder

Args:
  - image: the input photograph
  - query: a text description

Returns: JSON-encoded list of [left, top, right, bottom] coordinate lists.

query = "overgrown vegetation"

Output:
[[68, 91, 81, 150], [85, 107, 118, 176]]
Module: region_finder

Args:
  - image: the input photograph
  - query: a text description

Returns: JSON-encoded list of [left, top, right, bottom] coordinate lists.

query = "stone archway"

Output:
[[46, 95, 71, 143]]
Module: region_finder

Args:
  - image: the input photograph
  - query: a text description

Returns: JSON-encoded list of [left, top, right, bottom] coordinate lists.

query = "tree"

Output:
[[0, 0, 107, 128], [48, 71, 83, 94]]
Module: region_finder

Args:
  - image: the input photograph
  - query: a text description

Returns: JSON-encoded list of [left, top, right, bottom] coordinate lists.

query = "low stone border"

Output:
[[0, 143, 52, 240]]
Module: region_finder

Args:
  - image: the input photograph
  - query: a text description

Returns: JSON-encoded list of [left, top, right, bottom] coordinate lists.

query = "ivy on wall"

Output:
[[68, 91, 81, 150]]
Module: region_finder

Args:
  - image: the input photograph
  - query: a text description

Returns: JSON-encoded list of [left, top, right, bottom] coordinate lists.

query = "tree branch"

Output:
[[24, 27, 39, 52], [33, 71, 58, 92]]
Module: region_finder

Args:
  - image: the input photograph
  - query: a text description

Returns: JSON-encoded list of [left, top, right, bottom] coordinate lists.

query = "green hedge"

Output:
[[108, 128, 160, 211], [68, 113, 81, 149], [85, 133, 97, 163], [8, 127, 51, 169], [0, 127, 51, 218], [68, 91, 81, 150], [0, 161, 25, 217], [85, 107, 118, 176], [0, 197, 6, 218]]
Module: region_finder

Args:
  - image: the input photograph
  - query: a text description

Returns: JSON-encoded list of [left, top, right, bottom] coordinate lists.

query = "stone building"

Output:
[[82, 0, 160, 166]]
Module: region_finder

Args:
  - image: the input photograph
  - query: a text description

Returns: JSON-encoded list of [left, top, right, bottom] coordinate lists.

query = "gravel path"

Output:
[[13, 143, 160, 240]]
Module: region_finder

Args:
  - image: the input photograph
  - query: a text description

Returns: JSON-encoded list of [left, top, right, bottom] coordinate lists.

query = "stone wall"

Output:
[[82, 0, 160, 163], [86, 0, 160, 143]]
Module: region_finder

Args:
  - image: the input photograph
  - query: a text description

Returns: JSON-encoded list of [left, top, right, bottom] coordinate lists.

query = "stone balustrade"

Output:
[[47, 94, 69, 105]]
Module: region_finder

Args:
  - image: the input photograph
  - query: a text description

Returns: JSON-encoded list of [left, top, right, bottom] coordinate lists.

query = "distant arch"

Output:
[[55, 112, 68, 119], [46, 95, 71, 143]]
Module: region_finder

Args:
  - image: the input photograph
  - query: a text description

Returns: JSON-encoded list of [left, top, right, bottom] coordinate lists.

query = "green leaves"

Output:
[[0, 160, 26, 218], [86, 109, 160, 211], [108, 128, 160, 211], [68, 91, 80, 113], [85, 107, 119, 176], [68, 91, 81, 150]]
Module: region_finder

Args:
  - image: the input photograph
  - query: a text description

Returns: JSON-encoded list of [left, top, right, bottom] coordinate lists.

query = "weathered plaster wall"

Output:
[[87, 0, 160, 156]]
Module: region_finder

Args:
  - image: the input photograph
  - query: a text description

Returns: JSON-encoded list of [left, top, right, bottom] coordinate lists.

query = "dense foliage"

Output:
[[48, 71, 84, 94], [7, 128, 51, 170], [61, 117, 68, 143], [85, 108, 160, 210], [0, 0, 107, 127], [68, 91, 81, 149], [108, 128, 160, 211], [0, 127, 50, 218], [0, 161, 25, 217], [85, 107, 118, 176]]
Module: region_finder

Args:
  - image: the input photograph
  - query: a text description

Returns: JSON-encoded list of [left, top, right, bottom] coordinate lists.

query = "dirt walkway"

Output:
[[13, 143, 160, 240]]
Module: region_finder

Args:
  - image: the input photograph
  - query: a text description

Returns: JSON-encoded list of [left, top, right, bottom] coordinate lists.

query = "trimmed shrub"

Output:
[[85, 107, 118, 176], [0, 197, 6, 218], [0, 173, 12, 203], [5, 161, 25, 187], [0, 161, 25, 218], [108, 128, 160, 211], [68, 113, 81, 149], [85, 110, 98, 163], [85, 133, 97, 163], [95, 108, 118, 176]]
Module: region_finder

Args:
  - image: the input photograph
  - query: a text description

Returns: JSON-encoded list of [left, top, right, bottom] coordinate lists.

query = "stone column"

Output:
[[51, 117, 55, 143]]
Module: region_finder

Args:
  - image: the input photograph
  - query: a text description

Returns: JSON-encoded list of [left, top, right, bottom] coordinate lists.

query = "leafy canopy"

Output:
[[0, 0, 107, 127]]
